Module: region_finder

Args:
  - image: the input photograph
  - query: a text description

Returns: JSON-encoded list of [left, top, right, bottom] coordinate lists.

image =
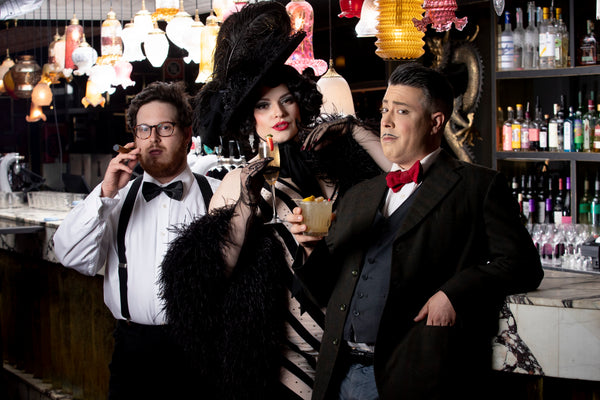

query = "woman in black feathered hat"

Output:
[[160, 2, 391, 399]]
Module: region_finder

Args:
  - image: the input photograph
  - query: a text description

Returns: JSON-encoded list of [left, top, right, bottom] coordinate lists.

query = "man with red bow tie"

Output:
[[287, 62, 543, 400]]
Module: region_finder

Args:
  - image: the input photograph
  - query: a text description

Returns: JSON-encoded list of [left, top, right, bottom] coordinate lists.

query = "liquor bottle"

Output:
[[544, 198, 554, 224], [536, 174, 546, 224], [547, 104, 560, 152], [583, 97, 597, 152], [521, 106, 531, 151], [579, 175, 591, 224], [594, 104, 600, 153], [553, 177, 564, 224], [502, 106, 514, 151], [557, 97, 566, 150], [574, 97, 584, 152], [555, 8, 569, 68], [513, 7, 525, 69], [529, 100, 541, 151], [499, 11, 515, 70], [580, 20, 597, 65], [511, 176, 520, 202], [563, 106, 574, 153], [538, 7, 555, 68], [496, 107, 504, 151], [523, 1, 538, 69], [512, 104, 524, 151], [527, 199, 536, 232], [539, 113, 550, 152], [522, 174, 534, 218], [591, 174, 600, 227], [562, 176, 571, 224]]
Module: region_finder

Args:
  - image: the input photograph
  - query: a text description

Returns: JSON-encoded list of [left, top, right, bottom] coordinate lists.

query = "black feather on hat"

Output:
[[194, 1, 306, 149]]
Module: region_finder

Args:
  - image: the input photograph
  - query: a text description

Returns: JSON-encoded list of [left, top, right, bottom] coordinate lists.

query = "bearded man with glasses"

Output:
[[53, 81, 221, 399]]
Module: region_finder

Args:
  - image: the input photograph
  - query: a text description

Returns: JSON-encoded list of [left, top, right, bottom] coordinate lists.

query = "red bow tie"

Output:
[[386, 161, 423, 193]]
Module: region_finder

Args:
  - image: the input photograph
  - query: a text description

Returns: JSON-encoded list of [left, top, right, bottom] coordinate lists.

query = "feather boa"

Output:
[[160, 206, 288, 399]]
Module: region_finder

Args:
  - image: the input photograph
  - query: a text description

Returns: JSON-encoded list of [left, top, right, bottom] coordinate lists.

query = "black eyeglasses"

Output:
[[134, 122, 177, 140]]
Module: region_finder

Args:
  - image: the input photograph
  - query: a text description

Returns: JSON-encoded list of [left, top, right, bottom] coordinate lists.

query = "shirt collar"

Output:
[[389, 147, 442, 175]]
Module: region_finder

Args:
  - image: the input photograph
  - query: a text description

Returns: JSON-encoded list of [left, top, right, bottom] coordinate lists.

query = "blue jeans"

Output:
[[338, 363, 379, 400]]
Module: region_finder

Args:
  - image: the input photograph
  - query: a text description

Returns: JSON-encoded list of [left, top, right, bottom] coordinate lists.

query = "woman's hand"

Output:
[[239, 157, 272, 207]]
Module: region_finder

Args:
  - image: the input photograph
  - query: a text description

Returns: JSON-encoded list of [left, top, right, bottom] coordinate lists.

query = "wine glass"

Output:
[[258, 140, 282, 224]]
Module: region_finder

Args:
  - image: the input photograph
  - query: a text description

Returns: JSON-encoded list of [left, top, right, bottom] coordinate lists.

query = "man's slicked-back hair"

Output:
[[388, 62, 454, 121]]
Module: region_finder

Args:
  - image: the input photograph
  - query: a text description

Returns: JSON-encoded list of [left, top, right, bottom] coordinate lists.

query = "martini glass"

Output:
[[258, 140, 282, 224]]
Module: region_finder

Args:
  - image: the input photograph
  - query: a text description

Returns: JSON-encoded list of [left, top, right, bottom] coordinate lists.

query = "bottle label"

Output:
[[548, 123, 558, 148], [521, 127, 530, 149], [563, 121, 572, 152], [574, 120, 583, 144], [584, 120, 591, 149], [553, 211, 563, 224], [511, 124, 521, 149], [528, 127, 539, 141], [500, 37, 515, 70], [540, 129, 548, 148], [580, 203, 591, 214], [502, 125, 512, 151], [537, 201, 545, 224]]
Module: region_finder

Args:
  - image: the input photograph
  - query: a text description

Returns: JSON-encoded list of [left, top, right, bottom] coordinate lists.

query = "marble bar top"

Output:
[[0, 206, 70, 228], [507, 269, 600, 311]]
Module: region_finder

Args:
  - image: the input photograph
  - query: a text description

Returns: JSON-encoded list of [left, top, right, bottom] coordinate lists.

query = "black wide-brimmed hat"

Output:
[[194, 1, 306, 148]]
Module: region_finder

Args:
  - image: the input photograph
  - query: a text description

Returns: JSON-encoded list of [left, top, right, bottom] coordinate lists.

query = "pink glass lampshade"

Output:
[[339, 0, 364, 18], [72, 35, 98, 76], [65, 14, 83, 70], [285, 0, 327, 77], [413, 0, 468, 32], [113, 59, 135, 89]]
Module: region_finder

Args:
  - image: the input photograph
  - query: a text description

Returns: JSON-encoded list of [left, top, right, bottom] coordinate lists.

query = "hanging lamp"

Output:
[[112, 58, 136, 89], [82, 78, 106, 108], [355, 0, 378, 37], [413, 0, 468, 32], [339, 0, 364, 18], [285, 0, 328, 76], [0, 50, 15, 94], [121, 21, 146, 62], [183, 9, 204, 64], [144, 22, 169, 68], [64, 14, 83, 70], [98, 7, 123, 66], [316, 0, 355, 116], [375, 0, 425, 60], [11, 55, 42, 99], [134, 0, 154, 39], [72, 34, 98, 76], [153, 0, 179, 22], [26, 102, 47, 122], [31, 81, 53, 106], [166, 0, 194, 50], [196, 11, 219, 83]]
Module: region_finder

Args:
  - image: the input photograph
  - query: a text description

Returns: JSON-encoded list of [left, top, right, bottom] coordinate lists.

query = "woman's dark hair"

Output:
[[238, 65, 323, 139], [126, 81, 193, 132]]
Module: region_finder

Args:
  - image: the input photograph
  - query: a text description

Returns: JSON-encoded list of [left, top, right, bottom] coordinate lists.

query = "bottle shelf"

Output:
[[497, 151, 600, 162], [496, 65, 600, 79]]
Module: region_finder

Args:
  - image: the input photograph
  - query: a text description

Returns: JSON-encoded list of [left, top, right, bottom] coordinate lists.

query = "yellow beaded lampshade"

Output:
[[196, 12, 219, 83], [375, 0, 425, 60]]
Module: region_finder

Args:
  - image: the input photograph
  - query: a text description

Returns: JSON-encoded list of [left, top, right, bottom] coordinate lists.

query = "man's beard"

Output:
[[138, 142, 188, 179]]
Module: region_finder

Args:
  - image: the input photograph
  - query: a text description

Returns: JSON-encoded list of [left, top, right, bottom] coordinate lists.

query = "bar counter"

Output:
[[0, 206, 599, 398]]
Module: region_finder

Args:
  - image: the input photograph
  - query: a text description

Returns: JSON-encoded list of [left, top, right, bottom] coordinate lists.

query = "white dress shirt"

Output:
[[382, 148, 442, 218], [53, 167, 221, 325]]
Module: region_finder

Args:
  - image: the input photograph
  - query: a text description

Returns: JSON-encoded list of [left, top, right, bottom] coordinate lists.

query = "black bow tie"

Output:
[[142, 181, 184, 202]]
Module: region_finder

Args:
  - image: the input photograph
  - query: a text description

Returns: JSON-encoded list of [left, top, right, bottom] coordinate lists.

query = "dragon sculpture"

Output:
[[424, 26, 484, 163]]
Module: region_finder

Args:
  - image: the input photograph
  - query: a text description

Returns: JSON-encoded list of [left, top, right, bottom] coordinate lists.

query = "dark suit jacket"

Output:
[[295, 150, 544, 400]]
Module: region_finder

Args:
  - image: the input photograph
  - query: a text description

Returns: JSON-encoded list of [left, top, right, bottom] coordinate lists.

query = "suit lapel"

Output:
[[395, 151, 462, 239]]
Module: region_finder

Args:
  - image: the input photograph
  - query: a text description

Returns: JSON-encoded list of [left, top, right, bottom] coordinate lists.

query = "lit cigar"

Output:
[[113, 144, 134, 154]]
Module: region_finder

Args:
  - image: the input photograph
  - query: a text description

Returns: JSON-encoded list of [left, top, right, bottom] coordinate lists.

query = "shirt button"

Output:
[[353, 310, 360, 317], [351, 270, 359, 277], [340, 304, 347, 311], [358, 292, 364, 299]]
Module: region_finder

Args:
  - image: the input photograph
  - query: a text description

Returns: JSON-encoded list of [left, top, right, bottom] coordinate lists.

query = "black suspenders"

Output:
[[117, 174, 213, 320]]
